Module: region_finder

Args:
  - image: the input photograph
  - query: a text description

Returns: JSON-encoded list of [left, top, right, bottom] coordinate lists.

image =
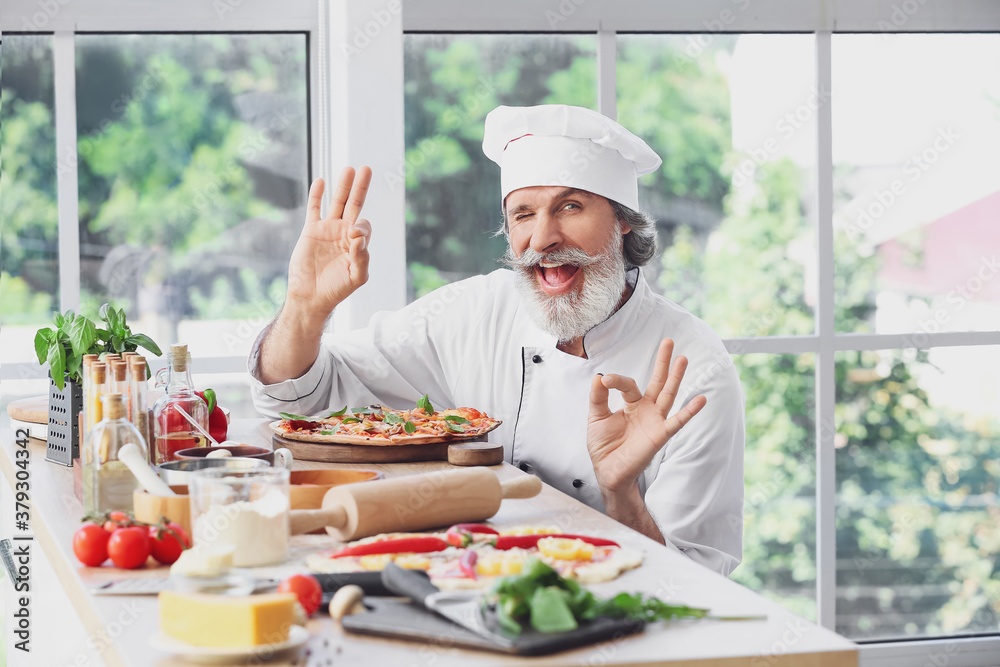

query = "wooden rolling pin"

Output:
[[289, 467, 541, 540]]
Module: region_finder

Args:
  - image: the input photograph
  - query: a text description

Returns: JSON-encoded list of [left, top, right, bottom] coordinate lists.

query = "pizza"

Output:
[[271, 395, 501, 446], [306, 524, 643, 590]]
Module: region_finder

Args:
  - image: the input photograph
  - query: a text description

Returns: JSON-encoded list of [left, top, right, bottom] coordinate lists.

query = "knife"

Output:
[[381, 563, 516, 649]]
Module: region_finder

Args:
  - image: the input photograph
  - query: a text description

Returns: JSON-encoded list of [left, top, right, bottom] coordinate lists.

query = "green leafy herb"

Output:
[[404, 421, 416, 434], [416, 394, 435, 413], [350, 406, 372, 415], [326, 406, 348, 418], [383, 412, 404, 425], [279, 412, 312, 421], [342, 416, 362, 424], [485, 559, 709, 636], [33, 304, 162, 390], [319, 429, 338, 436], [444, 422, 466, 433], [444, 415, 471, 424]]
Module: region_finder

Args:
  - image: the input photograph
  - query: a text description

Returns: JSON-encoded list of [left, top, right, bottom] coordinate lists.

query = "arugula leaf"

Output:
[[350, 406, 372, 415], [404, 421, 416, 434], [319, 429, 338, 436], [342, 416, 362, 424], [444, 415, 471, 424], [279, 412, 312, 421], [417, 394, 435, 413], [383, 412, 404, 425], [325, 406, 348, 418], [444, 422, 466, 433]]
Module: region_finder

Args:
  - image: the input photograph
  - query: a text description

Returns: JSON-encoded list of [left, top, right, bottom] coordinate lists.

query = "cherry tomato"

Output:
[[72, 523, 111, 567], [148, 523, 191, 565], [277, 574, 323, 616], [103, 511, 132, 533], [107, 526, 151, 569]]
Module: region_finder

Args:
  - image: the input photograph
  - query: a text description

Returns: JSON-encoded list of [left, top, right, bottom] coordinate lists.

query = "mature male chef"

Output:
[[249, 105, 745, 576]]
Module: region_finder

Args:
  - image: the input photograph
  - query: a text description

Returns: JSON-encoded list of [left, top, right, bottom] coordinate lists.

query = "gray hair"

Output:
[[498, 197, 658, 269]]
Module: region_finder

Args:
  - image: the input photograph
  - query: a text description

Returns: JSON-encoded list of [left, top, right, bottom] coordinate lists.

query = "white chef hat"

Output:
[[482, 104, 662, 211]]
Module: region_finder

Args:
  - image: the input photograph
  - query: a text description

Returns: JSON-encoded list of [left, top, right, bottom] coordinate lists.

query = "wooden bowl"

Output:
[[133, 485, 191, 536], [289, 469, 383, 510], [174, 445, 274, 464]]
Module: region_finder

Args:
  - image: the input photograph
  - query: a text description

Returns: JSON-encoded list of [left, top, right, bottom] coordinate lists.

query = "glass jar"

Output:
[[189, 468, 290, 567], [83, 393, 149, 515], [152, 344, 209, 465]]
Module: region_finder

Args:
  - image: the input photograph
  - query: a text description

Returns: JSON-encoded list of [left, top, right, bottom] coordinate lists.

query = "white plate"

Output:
[[149, 624, 308, 664]]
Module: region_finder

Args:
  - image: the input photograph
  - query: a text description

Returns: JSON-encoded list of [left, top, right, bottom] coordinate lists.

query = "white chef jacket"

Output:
[[249, 268, 745, 575]]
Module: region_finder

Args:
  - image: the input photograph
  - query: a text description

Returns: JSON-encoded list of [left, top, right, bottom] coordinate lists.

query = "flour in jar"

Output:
[[193, 485, 289, 567]]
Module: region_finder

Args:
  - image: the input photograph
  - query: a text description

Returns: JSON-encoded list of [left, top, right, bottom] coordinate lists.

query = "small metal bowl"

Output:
[[157, 457, 270, 486]]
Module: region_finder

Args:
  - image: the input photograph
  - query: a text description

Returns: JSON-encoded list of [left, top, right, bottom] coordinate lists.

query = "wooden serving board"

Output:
[[272, 433, 504, 466], [6, 396, 48, 424]]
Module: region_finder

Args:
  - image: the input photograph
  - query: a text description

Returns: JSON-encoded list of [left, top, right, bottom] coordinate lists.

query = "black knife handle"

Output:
[[313, 571, 393, 596], [381, 563, 439, 604]]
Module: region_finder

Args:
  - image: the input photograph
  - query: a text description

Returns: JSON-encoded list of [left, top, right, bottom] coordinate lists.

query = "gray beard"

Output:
[[502, 233, 627, 343]]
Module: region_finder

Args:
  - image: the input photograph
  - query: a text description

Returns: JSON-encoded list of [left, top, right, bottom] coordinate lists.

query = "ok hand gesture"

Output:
[[286, 167, 373, 321], [587, 339, 707, 496]]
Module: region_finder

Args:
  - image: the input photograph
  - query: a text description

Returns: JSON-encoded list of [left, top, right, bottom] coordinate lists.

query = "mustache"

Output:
[[501, 245, 604, 270]]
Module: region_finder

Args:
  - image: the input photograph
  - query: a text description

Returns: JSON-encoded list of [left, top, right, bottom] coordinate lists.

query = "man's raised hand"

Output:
[[587, 339, 707, 497], [286, 166, 373, 322]]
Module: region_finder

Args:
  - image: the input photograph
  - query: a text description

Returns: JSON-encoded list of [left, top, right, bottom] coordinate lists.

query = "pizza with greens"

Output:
[[270, 395, 501, 445]]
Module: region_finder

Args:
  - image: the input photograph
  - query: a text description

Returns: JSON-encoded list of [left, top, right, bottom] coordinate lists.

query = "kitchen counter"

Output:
[[0, 419, 857, 666]]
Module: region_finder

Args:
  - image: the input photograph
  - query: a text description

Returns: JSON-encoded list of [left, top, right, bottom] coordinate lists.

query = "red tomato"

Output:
[[107, 526, 151, 569], [103, 511, 132, 533], [148, 523, 191, 565], [72, 523, 111, 567], [277, 574, 323, 616]]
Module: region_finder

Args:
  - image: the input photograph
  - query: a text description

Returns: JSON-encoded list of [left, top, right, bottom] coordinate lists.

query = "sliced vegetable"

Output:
[[328, 536, 449, 559], [445, 523, 499, 547], [459, 549, 478, 579], [493, 534, 619, 550]]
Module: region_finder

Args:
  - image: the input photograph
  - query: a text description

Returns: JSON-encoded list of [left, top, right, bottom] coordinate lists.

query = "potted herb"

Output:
[[34, 304, 162, 464]]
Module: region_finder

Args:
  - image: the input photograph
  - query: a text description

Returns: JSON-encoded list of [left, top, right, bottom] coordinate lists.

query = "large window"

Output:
[[402, 29, 1000, 649]]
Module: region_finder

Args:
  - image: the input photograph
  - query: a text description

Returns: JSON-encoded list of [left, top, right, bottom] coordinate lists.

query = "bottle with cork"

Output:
[[83, 393, 149, 514], [151, 344, 209, 465], [129, 355, 151, 456]]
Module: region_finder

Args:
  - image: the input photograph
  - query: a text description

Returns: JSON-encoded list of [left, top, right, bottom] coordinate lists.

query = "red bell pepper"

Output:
[[445, 523, 499, 548], [195, 389, 228, 443], [328, 536, 449, 559], [492, 534, 620, 550]]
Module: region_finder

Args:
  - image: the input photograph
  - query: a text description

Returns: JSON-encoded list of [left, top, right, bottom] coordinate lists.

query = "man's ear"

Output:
[[618, 219, 632, 235]]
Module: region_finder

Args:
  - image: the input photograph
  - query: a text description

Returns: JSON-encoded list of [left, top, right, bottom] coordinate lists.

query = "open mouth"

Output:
[[535, 262, 581, 295]]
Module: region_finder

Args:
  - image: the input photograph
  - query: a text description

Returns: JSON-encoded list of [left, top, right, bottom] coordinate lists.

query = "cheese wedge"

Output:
[[159, 591, 297, 647]]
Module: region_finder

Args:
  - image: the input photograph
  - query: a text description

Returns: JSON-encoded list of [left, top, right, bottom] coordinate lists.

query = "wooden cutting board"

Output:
[[271, 433, 504, 466], [7, 396, 48, 424]]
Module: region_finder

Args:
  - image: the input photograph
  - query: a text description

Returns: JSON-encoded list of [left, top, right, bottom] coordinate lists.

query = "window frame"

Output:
[[2, 1, 1000, 662]]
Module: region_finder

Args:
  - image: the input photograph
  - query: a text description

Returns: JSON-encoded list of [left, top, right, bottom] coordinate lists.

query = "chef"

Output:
[[249, 104, 745, 576]]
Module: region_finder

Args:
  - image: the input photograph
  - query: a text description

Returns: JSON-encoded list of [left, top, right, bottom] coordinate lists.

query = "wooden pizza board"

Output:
[[272, 433, 504, 466], [6, 396, 48, 424]]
